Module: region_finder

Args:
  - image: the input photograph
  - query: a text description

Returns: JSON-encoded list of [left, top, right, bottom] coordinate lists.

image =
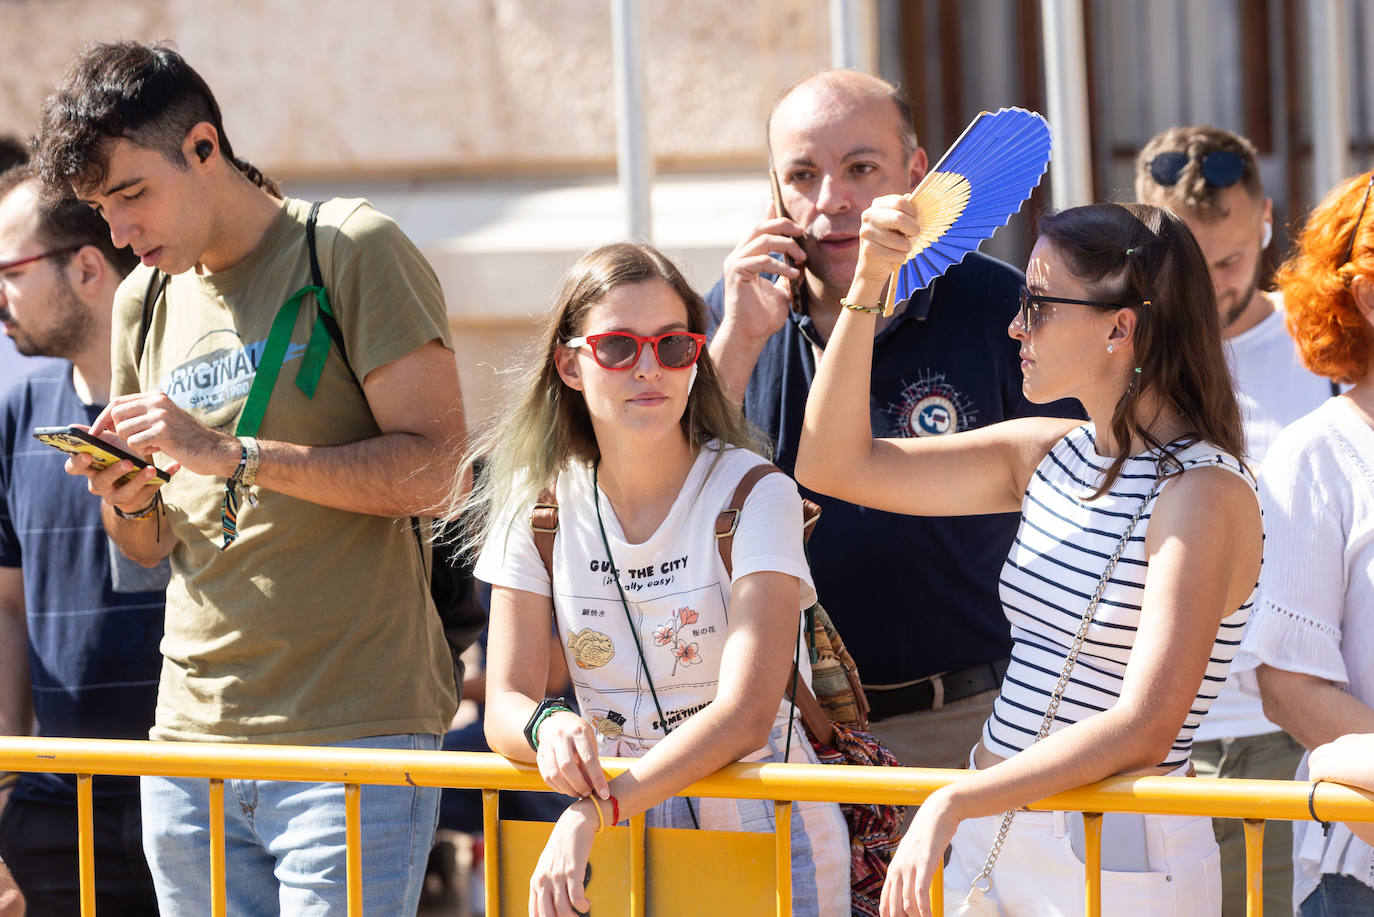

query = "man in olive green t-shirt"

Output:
[[33, 42, 467, 916]]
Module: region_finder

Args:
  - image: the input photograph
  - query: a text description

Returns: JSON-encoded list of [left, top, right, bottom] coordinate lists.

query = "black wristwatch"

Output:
[[523, 697, 574, 752]]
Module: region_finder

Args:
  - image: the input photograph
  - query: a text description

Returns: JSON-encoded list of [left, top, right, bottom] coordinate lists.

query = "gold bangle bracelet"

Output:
[[840, 298, 881, 314]]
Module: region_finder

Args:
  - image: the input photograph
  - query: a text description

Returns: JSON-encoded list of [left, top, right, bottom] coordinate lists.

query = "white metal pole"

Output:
[[1040, 0, 1094, 209], [831, 0, 859, 69], [1307, 0, 1351, 196], [611, 0, 652, 242]]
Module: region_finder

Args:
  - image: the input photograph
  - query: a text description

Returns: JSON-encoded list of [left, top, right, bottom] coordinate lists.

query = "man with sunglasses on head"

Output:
[[31, 42, 468, 916], [1135, 124, 1335, 917], [705, 70, 1081, 772]]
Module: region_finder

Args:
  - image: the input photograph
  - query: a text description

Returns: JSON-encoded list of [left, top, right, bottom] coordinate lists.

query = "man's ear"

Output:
[[68, 245, 105, 295], [907, 147, 928, 192], [183, 122, 220, 169], [554, 344, 584, 392]]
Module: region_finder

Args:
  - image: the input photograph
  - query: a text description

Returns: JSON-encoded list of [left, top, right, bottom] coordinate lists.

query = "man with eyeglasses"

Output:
[[1135, 124, 1335, 917], [0, 139, 59, 391], [0, 165, 164, 915], [705, 70, 1081, 772]]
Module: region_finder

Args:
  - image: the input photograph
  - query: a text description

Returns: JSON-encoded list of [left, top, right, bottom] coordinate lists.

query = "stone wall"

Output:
[[0, 1, 838, 427], [0, 0, 831, 175]]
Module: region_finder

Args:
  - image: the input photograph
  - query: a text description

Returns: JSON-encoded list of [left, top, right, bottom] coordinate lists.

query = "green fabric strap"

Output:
[[235, 285, 335, 436]]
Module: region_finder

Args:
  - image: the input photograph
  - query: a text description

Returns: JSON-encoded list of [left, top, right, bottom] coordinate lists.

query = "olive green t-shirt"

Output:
[[111, 197, 457, 743]]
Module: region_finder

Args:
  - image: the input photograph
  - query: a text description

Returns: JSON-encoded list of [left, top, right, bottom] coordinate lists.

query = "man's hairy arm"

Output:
[[94, 339, 467, 518], [77, 339, 470, 565], [249, 340, 468, 515]]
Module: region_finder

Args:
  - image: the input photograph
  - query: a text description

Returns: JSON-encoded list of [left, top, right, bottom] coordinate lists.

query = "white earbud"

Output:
[[1261, 220, 1273, 250]]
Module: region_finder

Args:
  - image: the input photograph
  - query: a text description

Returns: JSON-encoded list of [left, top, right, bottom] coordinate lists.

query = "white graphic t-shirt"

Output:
[[475, 444, 817, 754]]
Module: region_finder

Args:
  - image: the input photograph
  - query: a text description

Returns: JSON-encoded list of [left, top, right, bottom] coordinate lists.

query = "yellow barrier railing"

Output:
[[2, 736, 1372, 916]]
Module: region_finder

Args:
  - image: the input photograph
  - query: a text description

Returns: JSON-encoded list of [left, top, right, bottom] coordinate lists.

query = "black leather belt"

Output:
[[863, 658, 1010, 721]]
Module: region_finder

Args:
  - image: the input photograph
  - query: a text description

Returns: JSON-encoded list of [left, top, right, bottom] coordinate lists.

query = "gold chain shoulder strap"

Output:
[[965, 476, 1160, 898]]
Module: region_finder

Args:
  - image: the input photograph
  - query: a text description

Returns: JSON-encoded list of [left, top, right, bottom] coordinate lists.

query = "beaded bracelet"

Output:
[[840, 298, 882, 315], [112, 491, 162, 520]]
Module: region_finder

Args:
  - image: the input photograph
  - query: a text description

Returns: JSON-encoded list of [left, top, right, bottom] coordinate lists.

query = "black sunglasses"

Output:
[[1148, 150, 1246, 189], [1018, 285, 1130, 332], [1340, 173, 1374, 267]]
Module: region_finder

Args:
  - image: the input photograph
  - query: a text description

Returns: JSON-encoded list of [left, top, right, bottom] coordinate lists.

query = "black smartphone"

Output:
[[32, 425, 171, 483], [768, 167, 805, 313]]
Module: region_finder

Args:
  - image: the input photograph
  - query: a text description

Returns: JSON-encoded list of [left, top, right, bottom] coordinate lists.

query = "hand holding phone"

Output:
[[33, 425, 171, 484], [769, 167, 805, 314]]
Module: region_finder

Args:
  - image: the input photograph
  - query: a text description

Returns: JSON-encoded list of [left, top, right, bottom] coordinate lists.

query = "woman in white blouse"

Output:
[[1240, 171, 1374, 917]]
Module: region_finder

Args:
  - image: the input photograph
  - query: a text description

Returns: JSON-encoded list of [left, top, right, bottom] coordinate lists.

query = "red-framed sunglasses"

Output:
[[564, 331, 705, 370]]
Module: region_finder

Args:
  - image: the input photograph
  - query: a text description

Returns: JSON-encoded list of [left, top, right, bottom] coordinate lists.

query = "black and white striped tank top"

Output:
[[983, 425, 1257, 769]]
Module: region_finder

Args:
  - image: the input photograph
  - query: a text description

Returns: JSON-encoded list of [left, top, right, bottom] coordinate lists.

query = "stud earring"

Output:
[[1107, 344, 1115, 354]]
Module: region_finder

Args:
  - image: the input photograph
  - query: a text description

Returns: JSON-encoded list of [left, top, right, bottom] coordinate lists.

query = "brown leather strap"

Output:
[[531, 484, 559, 575], [788, 676, 835, 746], [715, 463, 832, 745], [715, 464, 778, 576], [715, 463, 821, 577]]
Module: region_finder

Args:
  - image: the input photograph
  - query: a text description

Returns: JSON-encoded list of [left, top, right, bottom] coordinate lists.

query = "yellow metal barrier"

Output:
[[2, 736, 1373, 916]]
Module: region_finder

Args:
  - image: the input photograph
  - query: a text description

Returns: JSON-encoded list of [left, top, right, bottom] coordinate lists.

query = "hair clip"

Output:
[[1125, 248, 1136, 256], [1141, 300, 1152, 307]]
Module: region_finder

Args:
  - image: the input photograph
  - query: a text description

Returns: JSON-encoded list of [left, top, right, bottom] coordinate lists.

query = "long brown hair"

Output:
[[1037, 203, 1245, 494], [446, 242, 763, 556]]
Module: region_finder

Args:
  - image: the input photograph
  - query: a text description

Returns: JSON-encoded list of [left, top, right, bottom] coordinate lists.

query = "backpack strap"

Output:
[[137, 269, 169, 367], [712, 463, 832, 744], [304, 201, 360, 388], [531, 485, 559, 575], [714, 463, 821, 578]]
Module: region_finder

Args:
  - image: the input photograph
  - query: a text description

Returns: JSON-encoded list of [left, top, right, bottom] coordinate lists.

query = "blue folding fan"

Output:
[[884, 107, 1052, 315]]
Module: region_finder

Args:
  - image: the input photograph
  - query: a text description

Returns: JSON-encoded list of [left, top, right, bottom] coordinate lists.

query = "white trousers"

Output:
[[944, 774, 1221, 916]]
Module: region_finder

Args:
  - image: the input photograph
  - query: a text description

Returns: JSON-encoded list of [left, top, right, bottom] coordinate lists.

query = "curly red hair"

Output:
[[1277, 171, 1374, 383]]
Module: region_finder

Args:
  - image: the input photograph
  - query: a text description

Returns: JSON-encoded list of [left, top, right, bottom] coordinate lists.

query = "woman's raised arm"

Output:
[[794, 194, 1071, 517]]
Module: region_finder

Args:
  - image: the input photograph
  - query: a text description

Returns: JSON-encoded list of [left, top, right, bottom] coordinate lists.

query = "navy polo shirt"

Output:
[[0, 363, 167, 803], [705, 252, 1083, 685]]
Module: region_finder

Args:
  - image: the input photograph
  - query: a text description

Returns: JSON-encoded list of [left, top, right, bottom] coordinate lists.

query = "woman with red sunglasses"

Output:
[[449, 242, 849, 917], [797, 200, 1262, 917]]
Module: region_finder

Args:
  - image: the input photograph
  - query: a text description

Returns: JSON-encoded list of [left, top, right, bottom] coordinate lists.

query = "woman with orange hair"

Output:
[[1236, 171, 1374, 917]]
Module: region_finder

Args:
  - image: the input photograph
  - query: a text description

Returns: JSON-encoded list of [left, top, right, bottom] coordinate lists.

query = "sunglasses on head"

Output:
[[1018, 285, 1133, 333], [1148, 150, 1246, 189], [565, 330, 706, 370]]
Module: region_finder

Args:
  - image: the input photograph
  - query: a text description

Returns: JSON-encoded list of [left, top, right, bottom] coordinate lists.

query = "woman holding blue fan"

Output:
[[796, 199, 1262, 917]]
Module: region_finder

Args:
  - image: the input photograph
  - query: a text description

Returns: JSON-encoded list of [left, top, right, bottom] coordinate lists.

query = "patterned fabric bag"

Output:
[[715, 466, 907, 917]]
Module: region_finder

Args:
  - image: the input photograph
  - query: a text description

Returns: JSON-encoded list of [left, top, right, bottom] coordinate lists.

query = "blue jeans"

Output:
[[141, 733, 441, 917], [1300, 873, 1374, 917]]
